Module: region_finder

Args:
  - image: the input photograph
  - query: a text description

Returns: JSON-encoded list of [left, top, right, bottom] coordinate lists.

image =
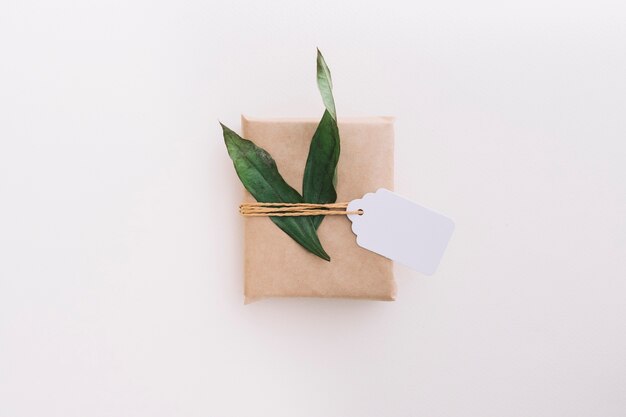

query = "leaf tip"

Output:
[[220, 123, 238, 145], [317, 243, 331, 261], [316, 48, 326, 68]]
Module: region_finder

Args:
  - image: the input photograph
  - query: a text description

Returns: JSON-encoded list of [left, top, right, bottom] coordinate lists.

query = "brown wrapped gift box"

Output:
[[241, 116, 395, 303]]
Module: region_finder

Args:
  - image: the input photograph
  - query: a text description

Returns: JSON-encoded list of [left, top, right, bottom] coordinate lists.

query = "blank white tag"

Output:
[[347, 188, 455, 275]]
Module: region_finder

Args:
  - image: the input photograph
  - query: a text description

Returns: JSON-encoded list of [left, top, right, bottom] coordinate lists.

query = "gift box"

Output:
[[240, 115, 396, 303]]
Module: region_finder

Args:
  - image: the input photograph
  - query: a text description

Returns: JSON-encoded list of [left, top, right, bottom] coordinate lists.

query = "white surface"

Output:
[[348, 189, 455, 275], [1, 0, 625, 416]]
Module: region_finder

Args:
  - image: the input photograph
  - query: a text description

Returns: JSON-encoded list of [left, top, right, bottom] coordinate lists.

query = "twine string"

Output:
[[239, 202, 362, 217]]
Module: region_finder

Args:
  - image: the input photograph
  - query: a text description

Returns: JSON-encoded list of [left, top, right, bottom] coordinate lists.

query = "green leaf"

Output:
[[221, 123, 330, 261], [316, 48, 336, 121], [302, 110, 340, 229], [303, 49, 341, 229]]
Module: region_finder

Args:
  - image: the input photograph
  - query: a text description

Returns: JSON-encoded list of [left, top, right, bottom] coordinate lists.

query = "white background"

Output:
[[1, 0, 625, 416]]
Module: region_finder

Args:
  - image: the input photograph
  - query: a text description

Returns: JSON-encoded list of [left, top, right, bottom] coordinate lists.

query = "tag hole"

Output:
[[357, 209, 364, 215]]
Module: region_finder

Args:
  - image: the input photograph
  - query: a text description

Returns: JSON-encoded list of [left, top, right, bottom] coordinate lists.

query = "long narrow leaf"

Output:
[[222, 123, 330, 261], [303, 49, 341, 229], [302, 110, 340, 229]]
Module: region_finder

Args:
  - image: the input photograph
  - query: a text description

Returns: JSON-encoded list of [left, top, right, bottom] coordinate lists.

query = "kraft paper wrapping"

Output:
[[241, 115, 396, 303]]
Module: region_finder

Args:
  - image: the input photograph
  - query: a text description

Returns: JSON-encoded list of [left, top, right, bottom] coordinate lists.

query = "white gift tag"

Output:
[[347, 188, 455, 275]]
